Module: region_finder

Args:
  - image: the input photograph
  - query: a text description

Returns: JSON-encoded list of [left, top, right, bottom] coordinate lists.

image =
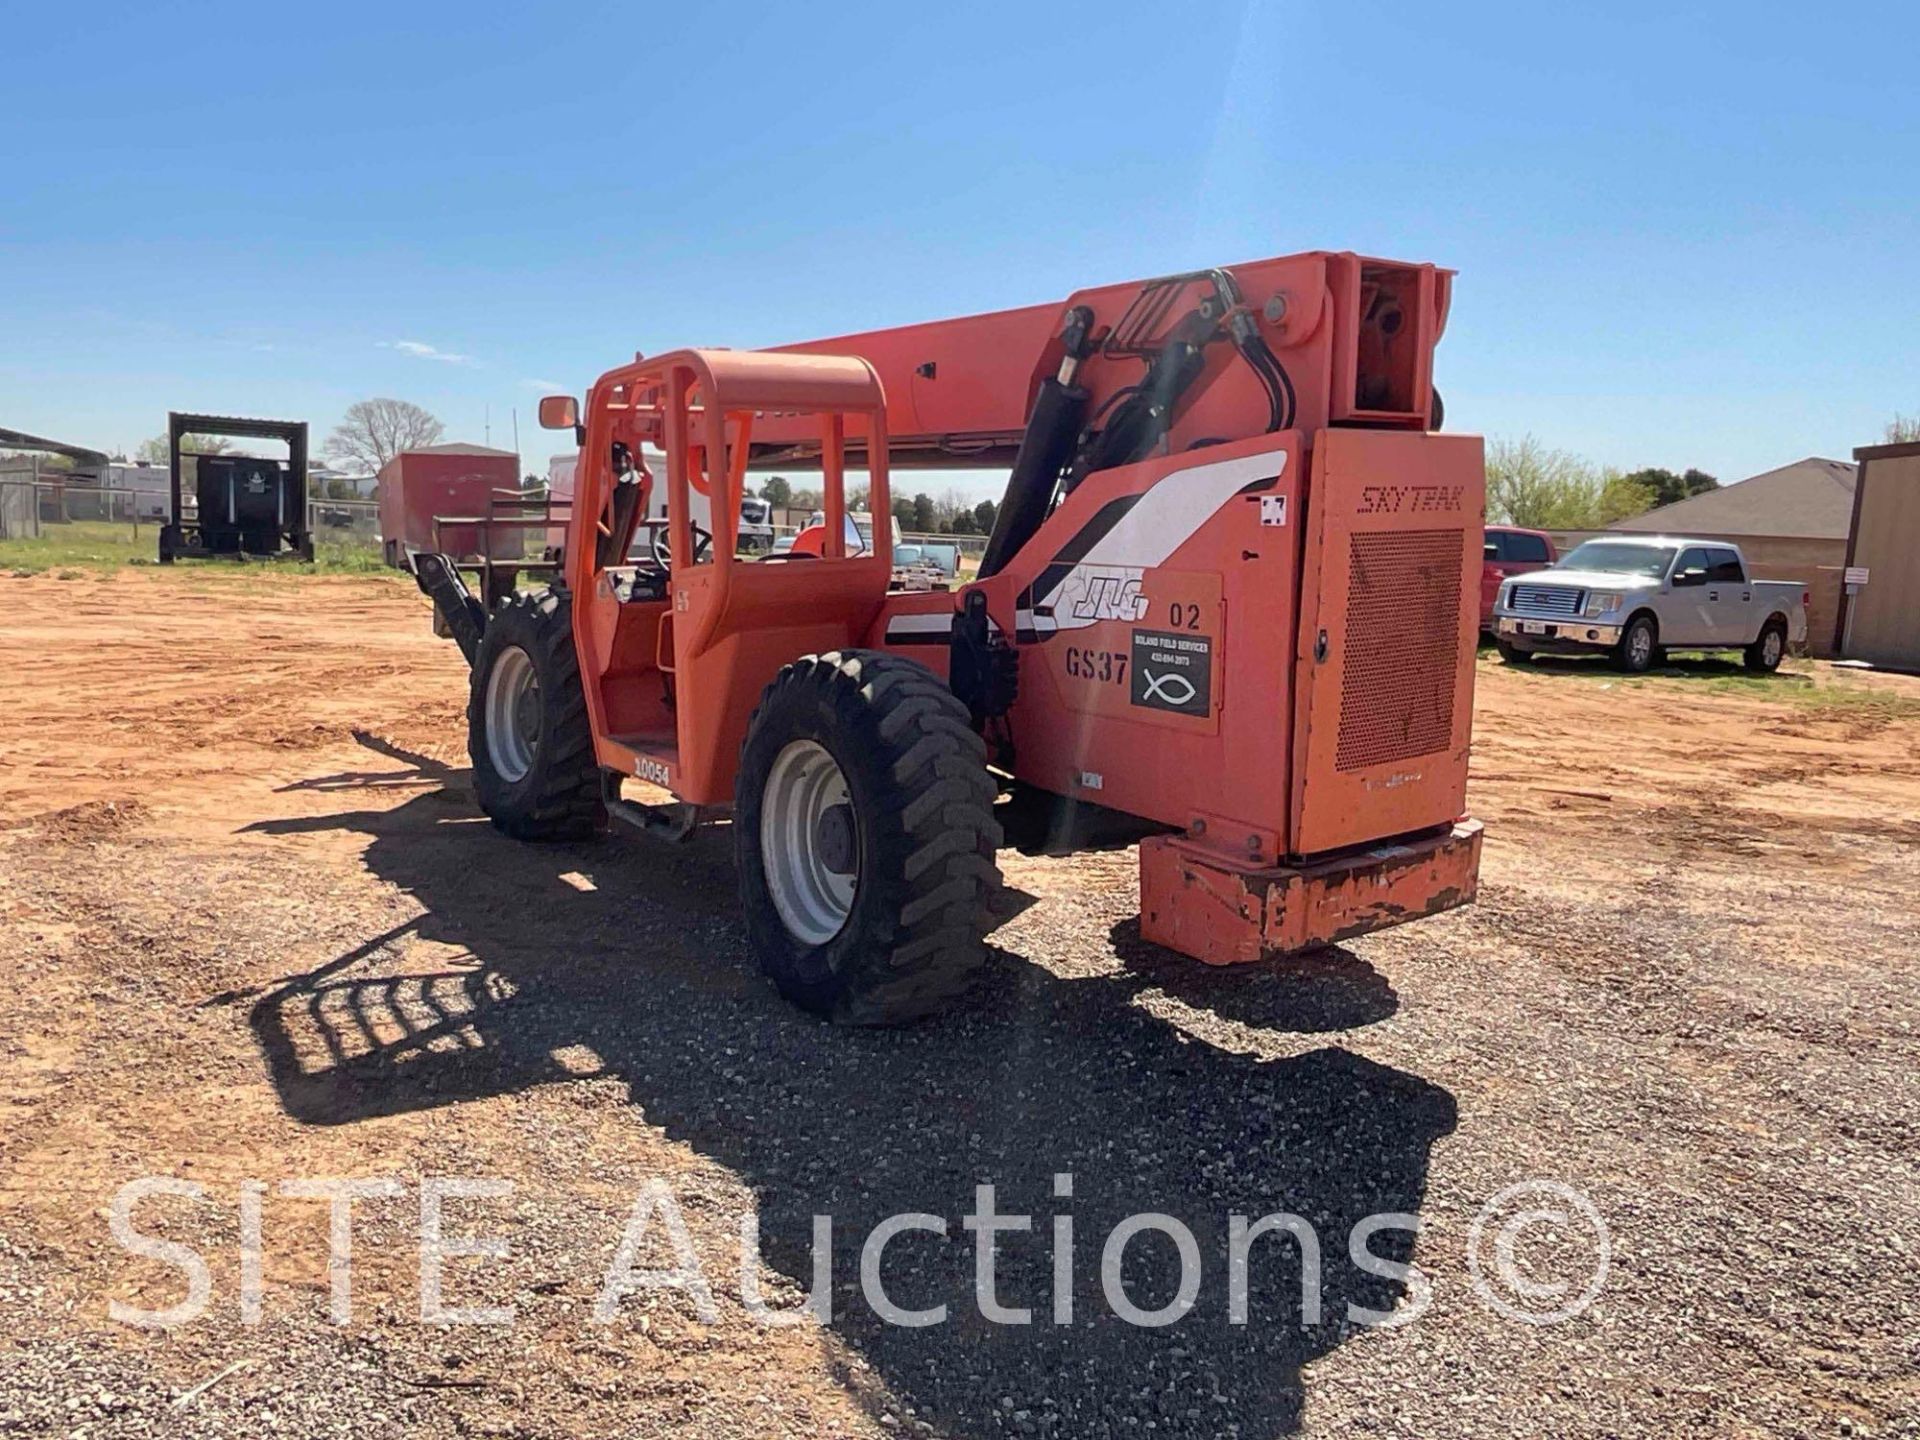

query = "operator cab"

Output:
[[600, 438, 725, 602], [535, 354, 895, 802]]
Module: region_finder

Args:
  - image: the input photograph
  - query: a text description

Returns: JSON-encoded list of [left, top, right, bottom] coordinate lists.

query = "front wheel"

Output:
[[1613, 614, 1659, 673], [1494, 638, 1532, 664], [1745, 619, 1788, 673], [735, 650, 1002, 1025], [468, 589, 605, 840]]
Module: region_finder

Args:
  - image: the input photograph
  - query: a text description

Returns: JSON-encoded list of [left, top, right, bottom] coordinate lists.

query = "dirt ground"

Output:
[[2, 567, 1916, 1439]]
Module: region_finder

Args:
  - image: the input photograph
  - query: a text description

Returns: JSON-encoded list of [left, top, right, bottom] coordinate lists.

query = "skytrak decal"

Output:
[[1355, 483, 1466, 516]]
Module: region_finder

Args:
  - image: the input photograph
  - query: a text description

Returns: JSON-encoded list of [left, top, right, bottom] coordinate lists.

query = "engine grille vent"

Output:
[[1336, 529, 1464, 772]]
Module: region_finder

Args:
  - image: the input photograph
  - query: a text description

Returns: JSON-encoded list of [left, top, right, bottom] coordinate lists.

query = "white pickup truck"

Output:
[[1491, 536, 1808, 674]]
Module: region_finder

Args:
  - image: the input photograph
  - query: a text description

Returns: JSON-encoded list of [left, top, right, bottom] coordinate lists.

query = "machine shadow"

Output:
[[245, 781, 1458, 1439], [1107, 919, 1400, 1034]]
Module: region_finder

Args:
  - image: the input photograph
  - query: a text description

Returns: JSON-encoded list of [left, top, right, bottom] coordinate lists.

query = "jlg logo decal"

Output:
[[1356, 484, 1465, 515], [1058, 565, 1150, 624]]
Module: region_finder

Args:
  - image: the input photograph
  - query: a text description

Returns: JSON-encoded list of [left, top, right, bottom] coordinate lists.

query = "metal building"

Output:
[[1839, 441, 1920, 670]]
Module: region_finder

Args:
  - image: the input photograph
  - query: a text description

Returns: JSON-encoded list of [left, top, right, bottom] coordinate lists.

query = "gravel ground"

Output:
[[1, 570, 1917, 1438]]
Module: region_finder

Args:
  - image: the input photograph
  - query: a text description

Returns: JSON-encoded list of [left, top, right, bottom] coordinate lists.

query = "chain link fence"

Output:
[[0, 480, 384, 562], [306, 498, 379, 545], [0, 480, 40, 540], [0, 480, 146, 540]]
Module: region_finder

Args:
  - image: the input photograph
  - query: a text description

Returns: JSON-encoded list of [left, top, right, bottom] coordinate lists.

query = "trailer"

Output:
[[377, 444, 524, 569]]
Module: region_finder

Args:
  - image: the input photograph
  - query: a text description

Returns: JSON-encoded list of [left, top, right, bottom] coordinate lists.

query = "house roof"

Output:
[[1607, 457, 1857, 540]]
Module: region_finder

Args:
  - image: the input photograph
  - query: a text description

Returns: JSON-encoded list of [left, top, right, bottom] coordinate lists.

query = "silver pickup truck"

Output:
[[1492, 536, 1808, 673]]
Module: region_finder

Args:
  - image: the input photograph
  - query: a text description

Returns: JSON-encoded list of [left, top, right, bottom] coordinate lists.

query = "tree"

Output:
[[1887, 414, 1920, 444], [1487, 437, 1591, 528], [973, 498, 999, 534], [1486, 436, 1658, 530], [137, 432, 231, 463], [891, 497, 915, 533], [1617, 465, 1717, 508], [1620, 467, 1688, 507], [909, 492, 937, 533], [1, 449, 77, 471], [325, 398, 444, 473], [1594, 472, 1659, 525], [790, 487, 821, 512], [947, 509, 980, 535], [760, 475, 792, 507]]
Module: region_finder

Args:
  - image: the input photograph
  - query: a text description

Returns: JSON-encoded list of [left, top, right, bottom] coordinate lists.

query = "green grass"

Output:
[[0, 520, 384, 578], [0, 520, 150, 574], [308, 540, 386, 573]]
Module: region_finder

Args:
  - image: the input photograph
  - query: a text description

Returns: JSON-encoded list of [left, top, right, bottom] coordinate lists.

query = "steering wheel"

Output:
[[650, 522, 713, 570]]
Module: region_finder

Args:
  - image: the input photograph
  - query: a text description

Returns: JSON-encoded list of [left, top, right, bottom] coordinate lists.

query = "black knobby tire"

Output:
[[468, 588, 605, 840], [1744, 618, 1788, 673], [735, 649, 1002, 1025], [1613, 613, 1659, 673], [1494, 638, 1531, 664]]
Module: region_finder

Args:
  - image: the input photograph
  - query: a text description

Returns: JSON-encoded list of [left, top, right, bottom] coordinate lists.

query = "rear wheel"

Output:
[[1613, 614, 1658, 673], [735, 650, 1001, 1024], [1745, 618, 1788, 673], [469, 589, 605, 840]]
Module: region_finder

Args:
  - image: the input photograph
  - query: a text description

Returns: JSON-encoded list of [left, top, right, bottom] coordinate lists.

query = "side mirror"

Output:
[[538, 395, 579, 431], [1483, 543, 1498, 560], [1673, 567, 1706, 588]]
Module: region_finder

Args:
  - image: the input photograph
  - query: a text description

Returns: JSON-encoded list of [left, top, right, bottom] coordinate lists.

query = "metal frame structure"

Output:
[[157, 411, 311, 562]]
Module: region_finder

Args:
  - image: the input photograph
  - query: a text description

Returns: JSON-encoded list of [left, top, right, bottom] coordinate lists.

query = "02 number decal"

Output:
[[1165, 601, 1205, 631], [1065, 647, 1128, 685]]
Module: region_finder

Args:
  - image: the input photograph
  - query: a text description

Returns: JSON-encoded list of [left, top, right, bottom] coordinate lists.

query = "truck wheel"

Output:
[[1494, 638, 1531, 664], [469, 589, 605, 840], [736, 650, 1002, 1025], [1744, 618, 1788, 673], [1613, 614, 1658, 674]]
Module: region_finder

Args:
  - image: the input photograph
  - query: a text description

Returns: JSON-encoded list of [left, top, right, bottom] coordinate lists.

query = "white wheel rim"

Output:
[[485, 645, 540, 782], [1631, 626, 1652, 665], [1764, 631, 1782, 666], [760, 739, 857, 946]]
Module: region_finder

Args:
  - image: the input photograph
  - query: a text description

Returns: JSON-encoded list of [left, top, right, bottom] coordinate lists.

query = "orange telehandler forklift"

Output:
[[412, 252, 1485, 1023]]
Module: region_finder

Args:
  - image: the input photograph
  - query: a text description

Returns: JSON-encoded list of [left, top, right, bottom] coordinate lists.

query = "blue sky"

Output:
[[4, 0, 1915, 494]]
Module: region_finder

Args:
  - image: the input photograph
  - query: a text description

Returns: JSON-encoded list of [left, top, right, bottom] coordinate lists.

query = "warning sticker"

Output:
[[1130, 629, 1213, 716]]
